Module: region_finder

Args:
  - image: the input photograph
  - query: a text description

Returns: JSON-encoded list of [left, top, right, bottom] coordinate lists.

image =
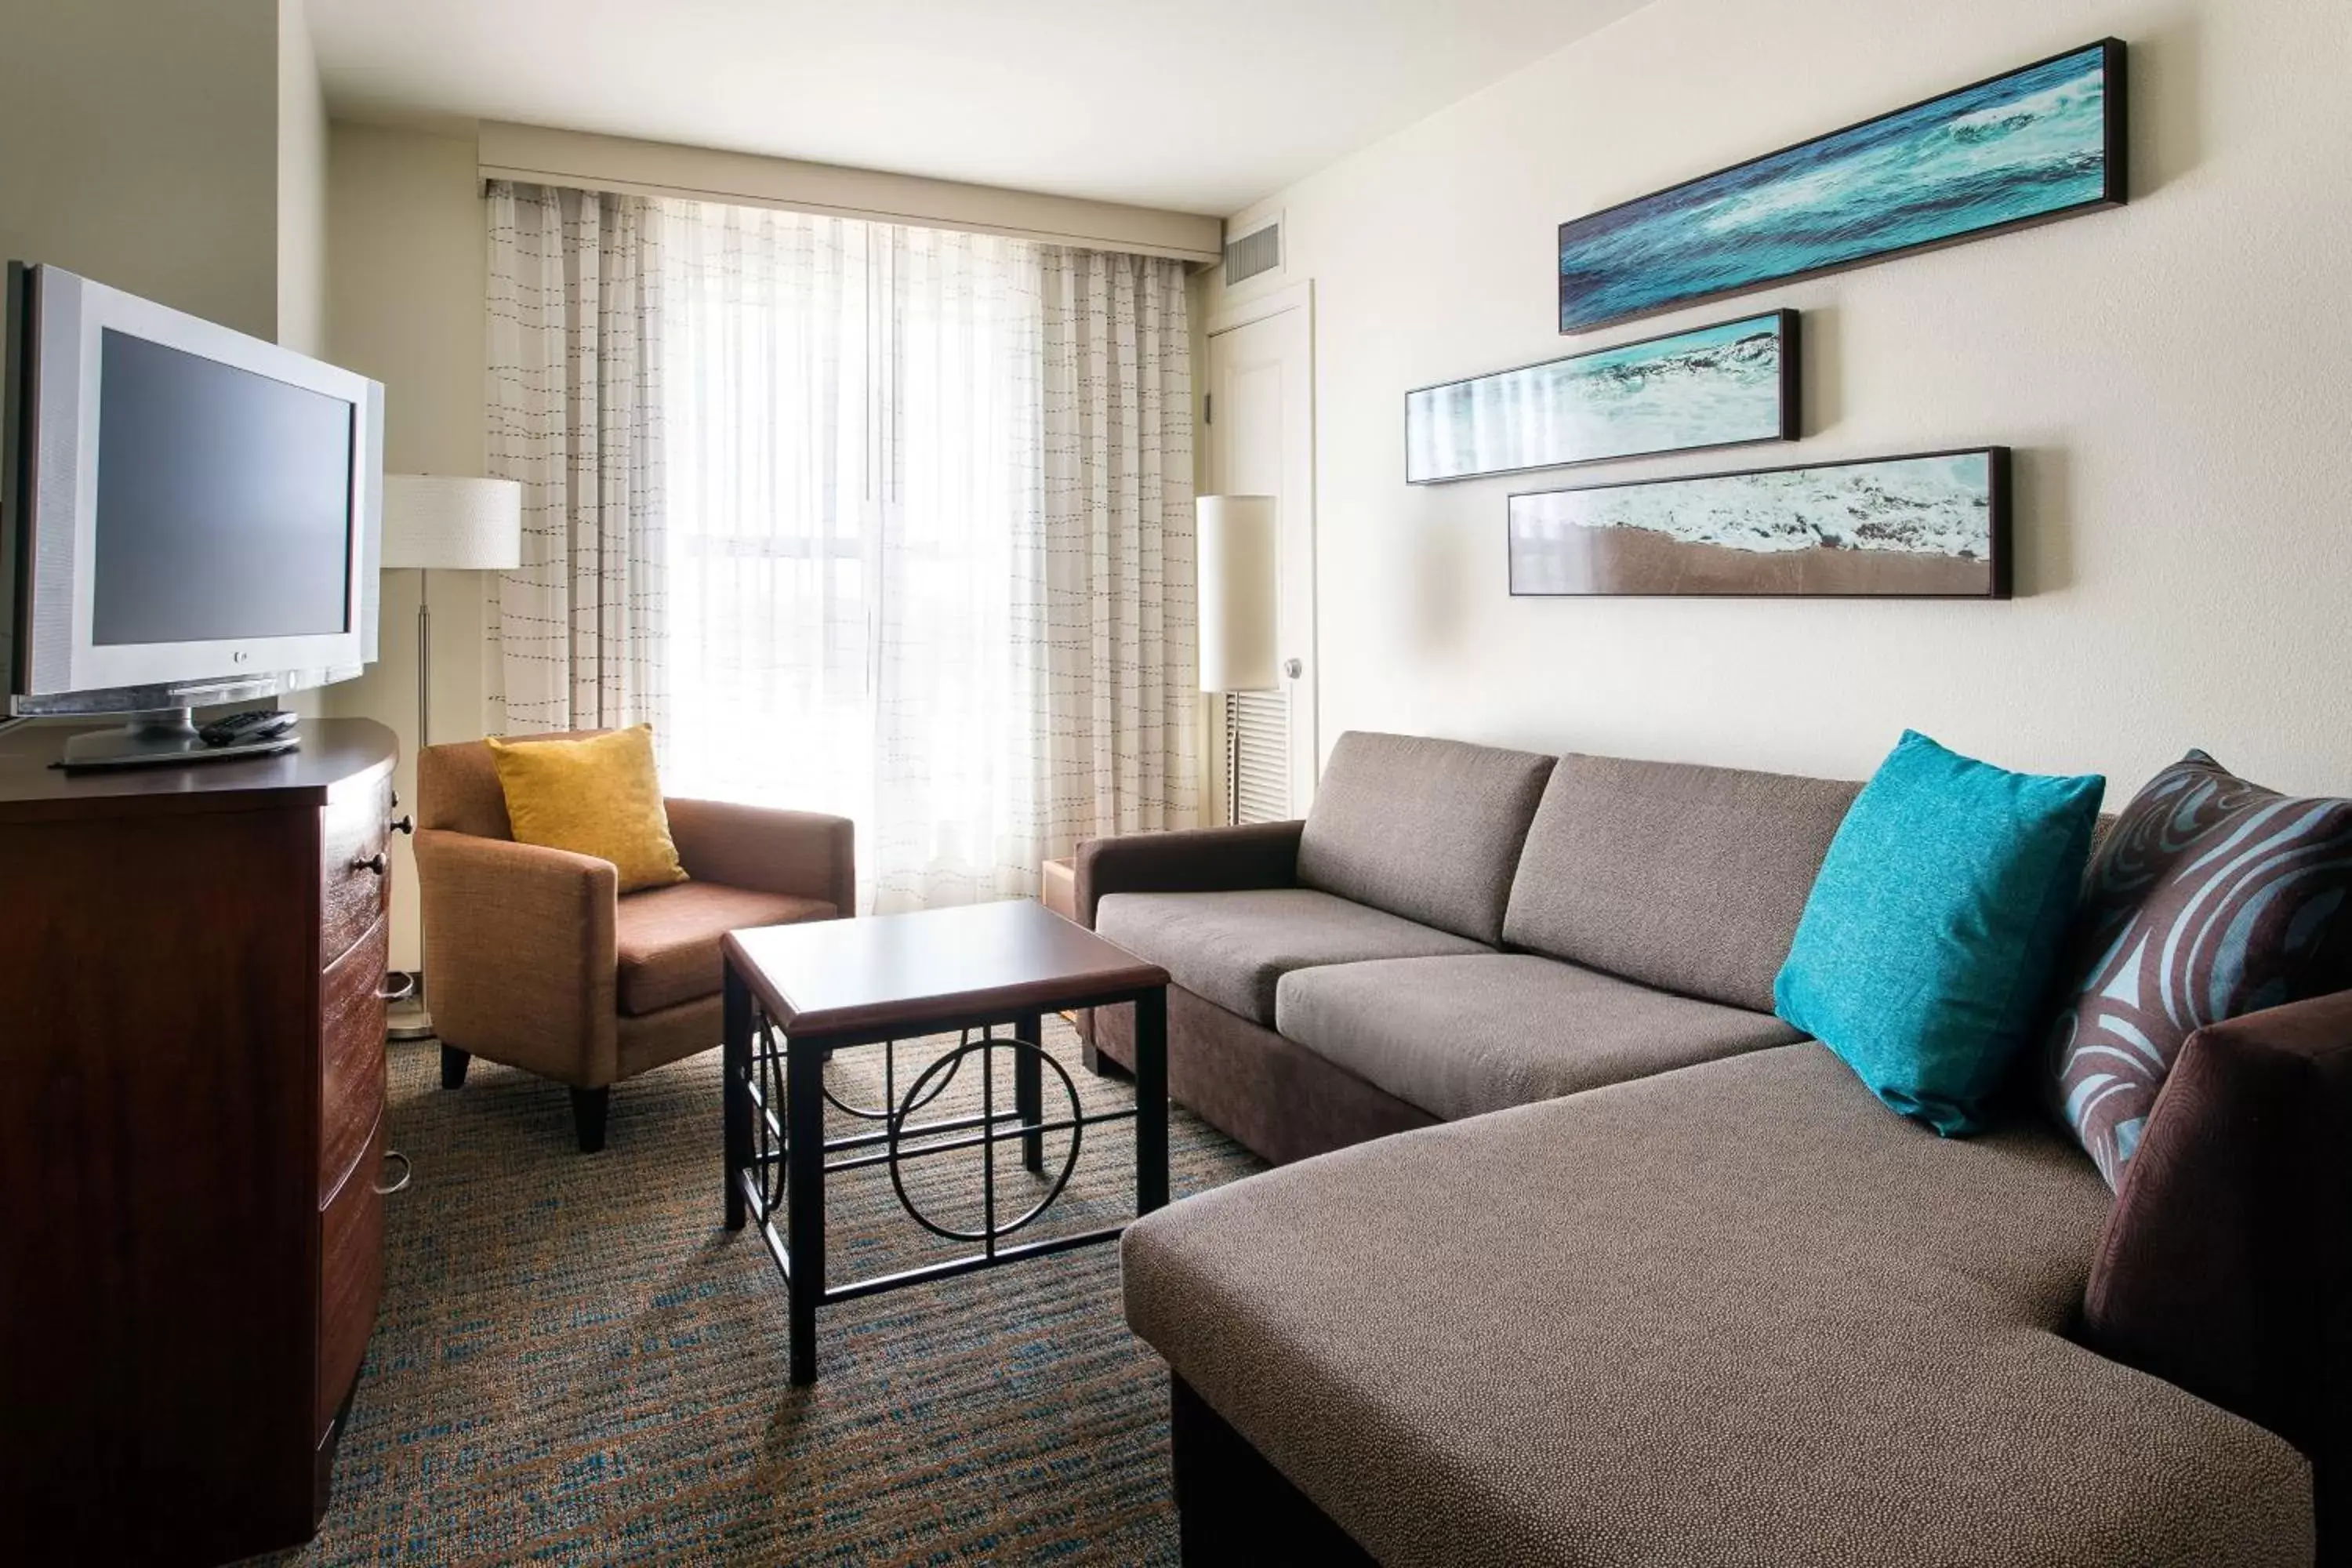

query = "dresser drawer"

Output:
[[321, 777, 394, 967], [321, 917, 390, 1194], [318, 1112, 386, 1439]]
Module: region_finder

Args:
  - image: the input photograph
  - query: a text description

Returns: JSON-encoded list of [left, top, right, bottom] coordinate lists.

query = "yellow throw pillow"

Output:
[[485, 724, 688, 893]]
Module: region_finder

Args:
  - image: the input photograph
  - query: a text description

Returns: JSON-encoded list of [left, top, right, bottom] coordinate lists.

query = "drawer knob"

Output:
[[372, 1150, 412, 1196], [376, 972, 416, 1004], [352, 851, 388, 877], [389, 814, 415, 837]]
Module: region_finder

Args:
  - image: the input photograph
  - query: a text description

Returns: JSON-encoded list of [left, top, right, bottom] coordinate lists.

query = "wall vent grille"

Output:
[[1223, 222, 1281, 289]]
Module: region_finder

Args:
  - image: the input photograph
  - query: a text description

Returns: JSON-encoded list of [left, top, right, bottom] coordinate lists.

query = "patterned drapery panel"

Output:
[[483, 182, 666, 738], [485, 184, 1196, 909], [1028, 248, 1200, 861]]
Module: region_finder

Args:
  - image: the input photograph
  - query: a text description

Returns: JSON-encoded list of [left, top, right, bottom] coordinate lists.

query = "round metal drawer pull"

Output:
[[376, 972, 416, 1004], [352, 851, 387, 876], [389, 815, 415, 836], [372, 1150, 412, 1196]]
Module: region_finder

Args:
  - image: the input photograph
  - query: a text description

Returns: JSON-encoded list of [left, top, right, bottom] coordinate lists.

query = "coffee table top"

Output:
[[722, 898, 1167, 1038]]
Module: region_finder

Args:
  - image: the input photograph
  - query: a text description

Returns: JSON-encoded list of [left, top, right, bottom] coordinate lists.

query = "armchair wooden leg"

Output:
[[571, 1087, 612, 1154], [440, 1045, 471, 1089]]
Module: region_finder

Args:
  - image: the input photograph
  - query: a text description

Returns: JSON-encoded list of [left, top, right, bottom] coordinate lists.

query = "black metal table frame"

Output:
[[722, 964, 1168, 1385]]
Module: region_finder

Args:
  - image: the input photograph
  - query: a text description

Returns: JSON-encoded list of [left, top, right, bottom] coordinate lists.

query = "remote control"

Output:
[[198, 710, 299, 748]]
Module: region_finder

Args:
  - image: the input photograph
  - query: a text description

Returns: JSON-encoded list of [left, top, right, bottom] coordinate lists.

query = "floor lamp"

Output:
[[380, 474, 524, 1041], [1196, 495, 1279, 826]]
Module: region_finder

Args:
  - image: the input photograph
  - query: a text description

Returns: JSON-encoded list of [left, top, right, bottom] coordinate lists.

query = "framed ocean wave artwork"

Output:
[[1508, 448, 2010, 599], [1405, 310, 1797, 485], [1557, 39, 2125, 334]]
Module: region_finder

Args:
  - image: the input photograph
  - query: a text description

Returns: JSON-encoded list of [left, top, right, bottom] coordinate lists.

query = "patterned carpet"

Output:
[[258, 1018, 1261, 1566]]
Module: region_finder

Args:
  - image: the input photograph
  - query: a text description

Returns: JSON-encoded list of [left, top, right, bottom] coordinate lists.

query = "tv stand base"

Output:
[[54, 709, 299, 771]]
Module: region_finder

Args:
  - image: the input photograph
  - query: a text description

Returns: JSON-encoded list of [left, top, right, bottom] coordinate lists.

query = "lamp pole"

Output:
[[379, 475, 524, 1044], [385, 564, 439, 1043]]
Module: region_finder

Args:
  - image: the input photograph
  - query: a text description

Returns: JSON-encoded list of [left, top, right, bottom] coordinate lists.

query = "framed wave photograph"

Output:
[[1557, 39, 2126, 334], [1508, 448, 2010, 599], [1406, 310, 1797, 485]]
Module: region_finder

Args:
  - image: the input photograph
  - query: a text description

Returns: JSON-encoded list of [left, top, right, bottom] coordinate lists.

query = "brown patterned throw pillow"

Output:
[[2050, 750, 2352, 1187]]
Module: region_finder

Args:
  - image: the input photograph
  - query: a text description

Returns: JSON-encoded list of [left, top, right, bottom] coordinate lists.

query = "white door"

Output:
[[1205, 285, 1316, 818]]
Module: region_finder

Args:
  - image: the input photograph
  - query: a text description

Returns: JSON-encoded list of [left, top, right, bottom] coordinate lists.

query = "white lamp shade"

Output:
[[1197, 495, 1279, 692], [380, 474, 524, 571]]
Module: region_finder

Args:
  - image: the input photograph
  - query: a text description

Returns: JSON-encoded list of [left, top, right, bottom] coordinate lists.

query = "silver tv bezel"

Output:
[[11, 263, 382, 710]]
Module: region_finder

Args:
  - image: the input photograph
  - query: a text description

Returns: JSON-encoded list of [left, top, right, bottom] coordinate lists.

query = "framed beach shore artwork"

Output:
[[1557, 40, 2125, 334], [1508, 448, 2010, 599], [1406, 310, 1797, 485]]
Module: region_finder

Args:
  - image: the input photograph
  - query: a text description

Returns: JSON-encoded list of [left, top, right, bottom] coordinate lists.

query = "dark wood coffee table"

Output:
[[720, 899, 1170, 1384]]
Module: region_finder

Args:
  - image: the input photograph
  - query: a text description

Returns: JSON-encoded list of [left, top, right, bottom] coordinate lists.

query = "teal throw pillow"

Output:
[[1774, 731, 2104, 1135]]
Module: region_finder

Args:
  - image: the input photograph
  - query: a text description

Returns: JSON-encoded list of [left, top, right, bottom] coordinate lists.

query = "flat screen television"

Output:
[[2, 262, 383, 765]]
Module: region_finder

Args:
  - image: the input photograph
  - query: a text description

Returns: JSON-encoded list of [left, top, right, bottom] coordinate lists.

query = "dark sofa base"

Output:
[[1172, 1374, 1373, 1566], [1089, 982, 1436, 1165]]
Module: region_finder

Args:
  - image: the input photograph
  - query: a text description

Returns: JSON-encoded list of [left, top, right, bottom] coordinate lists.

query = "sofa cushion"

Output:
[[1124, 1044, 2313, 1568], [1275, 953, 1801, 1120], [1094, 888, 1489, 1025], [1502, 752, 1858, 1012], [2050, 749, 2352, 1187], [1295, 731, 1555, 944], [488, 724, 690, 893], [1776, 731, 2103, 1137], [615, 882, 834, 1016]]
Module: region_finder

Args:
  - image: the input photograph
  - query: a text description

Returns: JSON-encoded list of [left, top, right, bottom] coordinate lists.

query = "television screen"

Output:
[[90, 329, 355, 647]]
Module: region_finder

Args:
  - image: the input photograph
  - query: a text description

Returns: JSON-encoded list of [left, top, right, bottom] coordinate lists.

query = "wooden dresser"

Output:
[[0, 718, 403, 1565]]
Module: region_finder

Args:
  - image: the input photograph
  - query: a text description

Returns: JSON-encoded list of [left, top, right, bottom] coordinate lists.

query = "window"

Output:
[[659, 204, 1041, 910]]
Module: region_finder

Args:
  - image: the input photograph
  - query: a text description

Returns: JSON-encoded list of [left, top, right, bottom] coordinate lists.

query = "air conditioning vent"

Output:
[[1229, 689, 1289, 823], [1223, 222, 1281, 289]]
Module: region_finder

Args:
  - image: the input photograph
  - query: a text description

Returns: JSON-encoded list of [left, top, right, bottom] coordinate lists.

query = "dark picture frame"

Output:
[[1508, 447, 2012, 600], [1405, 310, 1798, 485], [1557, 39, 2127, 334]]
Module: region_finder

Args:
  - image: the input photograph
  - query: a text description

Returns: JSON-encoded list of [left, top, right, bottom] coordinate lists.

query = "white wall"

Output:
[[1208, 0, 2352, 799], [0, 0, 281, 337], [321, 123, 489, 969]]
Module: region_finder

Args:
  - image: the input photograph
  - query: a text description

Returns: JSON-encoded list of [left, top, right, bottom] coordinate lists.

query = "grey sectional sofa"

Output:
[[1073, 731, 2339, 1566], [1076, 730, 1857, 1161]]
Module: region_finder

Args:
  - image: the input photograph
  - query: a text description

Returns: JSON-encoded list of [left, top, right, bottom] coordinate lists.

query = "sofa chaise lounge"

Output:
[[1076, 731, 2344, 1566]]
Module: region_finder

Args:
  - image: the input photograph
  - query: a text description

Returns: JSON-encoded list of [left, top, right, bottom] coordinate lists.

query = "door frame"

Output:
[[1203, 279, 1317, 818], [1206, 277, 1314, 338]]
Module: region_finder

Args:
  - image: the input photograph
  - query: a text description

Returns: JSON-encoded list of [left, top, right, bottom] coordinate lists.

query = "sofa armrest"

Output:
[[412, 827, 621, 1085], [666, 797, 856, 913], [1073, 820, 1303, 927], [2084, 988, 2351, 1548]]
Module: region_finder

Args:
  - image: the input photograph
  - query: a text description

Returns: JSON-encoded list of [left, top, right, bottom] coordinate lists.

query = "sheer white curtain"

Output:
[[659, 202, 1047, 910]]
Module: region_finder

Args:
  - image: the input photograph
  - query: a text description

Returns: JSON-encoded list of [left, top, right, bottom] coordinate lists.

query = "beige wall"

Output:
[[276, 0, 329, 355], [478, 120, 1222, 263], [0, 0, 336, 713], [0, 0, 281, 338], [1207, 0, 2352, 800], [322, 122, 489, 969]]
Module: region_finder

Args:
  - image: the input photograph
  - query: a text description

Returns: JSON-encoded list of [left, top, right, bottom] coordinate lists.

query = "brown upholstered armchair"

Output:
[[413, 731, 854, 1152]]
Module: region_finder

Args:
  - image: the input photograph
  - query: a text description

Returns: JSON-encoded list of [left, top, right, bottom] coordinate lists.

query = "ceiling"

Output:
[[307, 0, 1649, 216]]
